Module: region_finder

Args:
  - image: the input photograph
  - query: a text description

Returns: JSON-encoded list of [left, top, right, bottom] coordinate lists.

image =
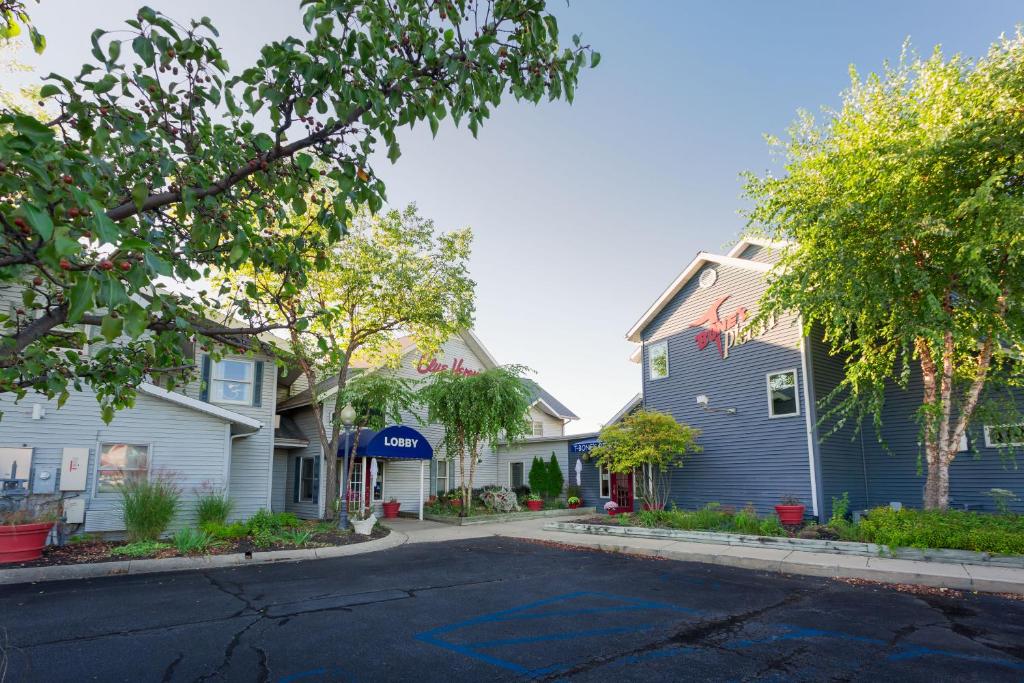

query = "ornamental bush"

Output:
[[120, 474, 180, 541], [857, 507, 1024, 554], [528, 456, 547, 496], [546, 453, 564, 499]]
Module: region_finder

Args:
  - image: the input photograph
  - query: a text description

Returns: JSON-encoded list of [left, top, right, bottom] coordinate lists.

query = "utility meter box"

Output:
[[63, 498, 86, 524], [60, 448, 89, 491], [31, 466, 57, 494]]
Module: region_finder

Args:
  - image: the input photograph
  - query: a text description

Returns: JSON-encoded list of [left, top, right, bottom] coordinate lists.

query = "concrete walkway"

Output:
[[381, 516, 1024, 595]]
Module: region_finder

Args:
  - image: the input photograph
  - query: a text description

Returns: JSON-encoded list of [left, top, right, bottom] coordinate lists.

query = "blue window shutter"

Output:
[[293, 457, 301, 503], [199, 354, 212, 402], [252, 360, 264, 407], [312, 457, 320, 504]]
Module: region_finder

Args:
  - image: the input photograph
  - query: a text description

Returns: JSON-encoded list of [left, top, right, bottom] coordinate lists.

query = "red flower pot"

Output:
[[607, 508, 623, 516], [382, 501, 401, 519], [774, 504, 806, 525], [450, 498, 462, 509], [568, 502, 580, 509], [526, 500, 544, 512], [0, 522, 55, 564]]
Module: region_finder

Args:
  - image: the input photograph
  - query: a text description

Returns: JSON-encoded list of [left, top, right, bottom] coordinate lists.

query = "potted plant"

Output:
[[604, 500, 621, 516], [381, 498, 401, 519], [525, 494, 544, 512], [0, 504, 59, 564], [446, 490, 463, 510], [774, 495, 806, 525], [349, 503, 377, 536], [567, 496, 582, 509]]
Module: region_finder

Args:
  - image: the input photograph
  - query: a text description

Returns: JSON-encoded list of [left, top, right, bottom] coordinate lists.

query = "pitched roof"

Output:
[[605, 393, 642, 426], [137, 383, 262, 430], [523, 379, 579, 421], [277, 330, 499, 411]]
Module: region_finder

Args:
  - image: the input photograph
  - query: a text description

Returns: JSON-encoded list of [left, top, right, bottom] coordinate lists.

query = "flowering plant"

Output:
[[567, 496, 581, 505], [603, 500, 619, 511]]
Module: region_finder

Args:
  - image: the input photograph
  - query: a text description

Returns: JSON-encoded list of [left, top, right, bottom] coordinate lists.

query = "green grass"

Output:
[[120, 478, 180, 542], [856, 507, 1024, 554], [195, 491, 234, 526], [623, 504, 789, 537], [172, 528, 215, 554]]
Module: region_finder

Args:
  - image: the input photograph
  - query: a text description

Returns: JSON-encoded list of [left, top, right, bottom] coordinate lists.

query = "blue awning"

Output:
[[338, 425, 434, 460]]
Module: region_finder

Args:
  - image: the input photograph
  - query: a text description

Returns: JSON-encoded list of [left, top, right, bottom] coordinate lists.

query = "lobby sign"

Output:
[[415, 355, 480, 377], [688, 295, 777, 359]]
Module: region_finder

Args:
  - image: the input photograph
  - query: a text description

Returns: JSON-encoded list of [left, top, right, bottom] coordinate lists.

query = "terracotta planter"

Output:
[[0, 522, 55, 564], [774, 504, 806, 525], [382, 501, 401, 519], [568, 502, 581, 509], [606, 508, 623, 516], [449, 498, 462, 509], [526, 500, 544, 512]]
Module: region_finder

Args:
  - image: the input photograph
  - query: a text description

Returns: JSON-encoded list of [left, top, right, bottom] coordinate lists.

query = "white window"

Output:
[[436, 460, 449, 494], [766, 369, 800, 418], [532, 420, 544, 436], [96, 443, 150, 494], [984, 424, 1024, 448], [211, 359, 254, 404], [599, 464, 610, 498], [649, 341, 669, 380], [509, 461, 525, 489], [299, 457, 316, 502]]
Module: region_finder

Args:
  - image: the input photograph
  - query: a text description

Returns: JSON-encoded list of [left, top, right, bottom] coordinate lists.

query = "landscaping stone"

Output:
[[423, 507, 596, 526]]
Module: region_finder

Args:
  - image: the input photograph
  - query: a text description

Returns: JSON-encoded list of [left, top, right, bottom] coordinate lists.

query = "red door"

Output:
[[610, 471, 634, 512]]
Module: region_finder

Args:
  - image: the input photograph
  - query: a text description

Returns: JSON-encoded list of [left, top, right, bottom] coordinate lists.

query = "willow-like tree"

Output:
[[744, 36, 1024, 509], [0, 1, 596, 419], [588, 410, 701, 510], [420, 365, 532, 514], [216, 203, 474, 519]]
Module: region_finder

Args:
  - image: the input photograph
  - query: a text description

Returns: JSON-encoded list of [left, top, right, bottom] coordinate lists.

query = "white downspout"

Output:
[[419, 460, 425, 520], [798, 324, 821, 518]]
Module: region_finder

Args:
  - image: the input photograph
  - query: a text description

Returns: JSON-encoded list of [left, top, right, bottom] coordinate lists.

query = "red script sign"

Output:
[[415, 356, 480, 377]]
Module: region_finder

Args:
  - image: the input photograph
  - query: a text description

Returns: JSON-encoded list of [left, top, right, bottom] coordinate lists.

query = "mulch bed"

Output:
[[3, 525, 389, 569]]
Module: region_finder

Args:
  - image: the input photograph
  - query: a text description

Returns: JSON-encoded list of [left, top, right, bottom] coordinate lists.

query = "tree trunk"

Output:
[[322, 357, 352, 519], [466, 436, 479, 516]]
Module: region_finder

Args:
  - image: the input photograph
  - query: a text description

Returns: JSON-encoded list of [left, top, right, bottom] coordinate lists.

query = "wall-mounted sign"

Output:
[[415, 355, 480, 377], [688, 295, 777, 359], [570, 439, 602, 453]]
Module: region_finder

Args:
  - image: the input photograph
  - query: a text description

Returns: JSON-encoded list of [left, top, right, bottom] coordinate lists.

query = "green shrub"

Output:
[[195, 488, 234, 526], [858, 507, 1024, 554], [110, 540, 171, 557], [173, 528, 214, 554], [528, 456, 547, 498], [547, 453, 564, 498], [120, 476, 180, 541], [759, 514, 786, 537], [279, 529, 314, 547], [245, 509, 300, 536], [733, 505, 762, 535], [201, 521, 248, 540]]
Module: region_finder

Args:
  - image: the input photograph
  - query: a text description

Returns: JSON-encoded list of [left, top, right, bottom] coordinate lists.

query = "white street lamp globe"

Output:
[[340, 403, 357, 427]]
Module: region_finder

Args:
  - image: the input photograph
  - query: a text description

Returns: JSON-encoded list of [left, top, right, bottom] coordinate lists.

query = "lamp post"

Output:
[[338, 403, 357, 530]]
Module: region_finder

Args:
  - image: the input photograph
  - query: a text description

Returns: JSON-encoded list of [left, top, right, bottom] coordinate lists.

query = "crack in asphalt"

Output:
[[534, 588, 813, 681], [160, 651, 184, 683]]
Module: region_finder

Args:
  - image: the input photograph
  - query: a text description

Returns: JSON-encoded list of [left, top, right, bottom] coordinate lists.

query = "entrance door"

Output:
[[610, 471, 634, 512]]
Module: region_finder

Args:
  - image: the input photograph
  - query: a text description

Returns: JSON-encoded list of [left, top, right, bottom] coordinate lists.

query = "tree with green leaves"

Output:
[[743, 35, 1024, 510], [421, 365, 532, 514], [528, 454, 546, 496], [0, 1, 45, 54], [216, 202, 474, 519], [546, 451, 564, 499], [0, 1, 597, 419], [588, 410, 701, 509], [336, 370, 421, 514]]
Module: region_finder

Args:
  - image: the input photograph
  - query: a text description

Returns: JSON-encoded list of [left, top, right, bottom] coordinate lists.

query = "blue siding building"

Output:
[[570, 238, 1024, 519]]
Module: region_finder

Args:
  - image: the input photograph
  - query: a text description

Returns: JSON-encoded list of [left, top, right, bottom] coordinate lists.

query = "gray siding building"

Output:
[[576, 237, 1024, 519]]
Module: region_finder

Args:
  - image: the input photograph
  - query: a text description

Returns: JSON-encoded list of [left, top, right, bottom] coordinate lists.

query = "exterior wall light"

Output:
[[696, 394, 737, 415]]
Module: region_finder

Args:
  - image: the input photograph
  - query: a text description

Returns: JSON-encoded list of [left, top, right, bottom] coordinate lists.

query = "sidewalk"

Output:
[[383, 516, 1024, 595]]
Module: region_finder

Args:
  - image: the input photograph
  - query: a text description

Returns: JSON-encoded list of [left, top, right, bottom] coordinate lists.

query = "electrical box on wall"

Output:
[[60, 448, 89, 491], [63, 498, 86, 524], [31, 466, 57, 494]]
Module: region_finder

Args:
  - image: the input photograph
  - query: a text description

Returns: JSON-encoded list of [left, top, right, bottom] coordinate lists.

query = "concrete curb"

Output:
[[0, 529, 408, 586], [533, 526, 1024, 595]]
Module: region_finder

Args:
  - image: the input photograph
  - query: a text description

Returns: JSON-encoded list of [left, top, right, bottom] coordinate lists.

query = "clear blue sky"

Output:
[[12, 1, 1023, 432]]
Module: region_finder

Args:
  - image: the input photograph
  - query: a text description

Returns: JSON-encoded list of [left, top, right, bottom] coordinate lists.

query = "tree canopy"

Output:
[[743, 35, 1024, 509], [216, 201, 474, 517], [420, 364, 532, 513], [588, 409, 701, 509], [0, 1, 597, 418]]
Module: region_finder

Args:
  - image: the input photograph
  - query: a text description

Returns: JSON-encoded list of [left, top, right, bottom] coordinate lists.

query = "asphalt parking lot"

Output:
[[1, 536, 1022, 682]]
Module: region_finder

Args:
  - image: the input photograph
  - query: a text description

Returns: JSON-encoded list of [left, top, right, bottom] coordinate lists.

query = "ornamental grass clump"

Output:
[[172, 528, 214, 555], [195, 485, 234, 526], [120, 474, 180, 542]]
